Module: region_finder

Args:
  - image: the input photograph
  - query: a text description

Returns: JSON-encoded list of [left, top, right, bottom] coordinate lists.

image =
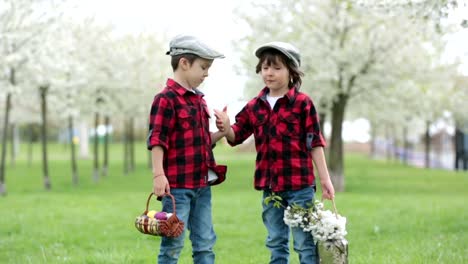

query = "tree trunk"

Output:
[[319, 112, 326, 137], [93, 112, 100, 182], [40, 86, 51, 190], [28, 123, 34, 166], [102, 116, 110, 177], [129, 117, 135, 172], [424, 120, 431, 168], [318, 101, 327, 145], [328, 94, 348, 192], [123, 118, 129, 175], [454, 126, 462, 170], [0, 92, 12, 196], [10, 123, 16, 167], [69, 116, 78, 185], [403, 125, 409, 165], [385, 125, 392, 162], [392, 126, 400, 162]]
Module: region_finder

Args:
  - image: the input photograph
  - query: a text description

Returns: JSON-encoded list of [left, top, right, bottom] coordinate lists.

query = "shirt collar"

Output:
[[166, 78, 204, 96], [258, 86, 297, 104]]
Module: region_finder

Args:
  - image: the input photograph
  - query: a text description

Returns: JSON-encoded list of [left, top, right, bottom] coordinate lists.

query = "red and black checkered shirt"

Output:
[[147, 78, 220, 189], [228, 87, 326, 192]]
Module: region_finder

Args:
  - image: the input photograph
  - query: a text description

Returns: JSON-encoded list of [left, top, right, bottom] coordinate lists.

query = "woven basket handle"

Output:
[[331, 199, 338, 217], [144, 192, 177, 215], [321, 198, 339, 218]]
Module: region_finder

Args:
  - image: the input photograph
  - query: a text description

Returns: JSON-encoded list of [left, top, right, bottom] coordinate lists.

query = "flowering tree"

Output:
[[414, 65, 457, 168], [22, 17, 77, 190], [0, 0, 171, 194], [452, 77, 468, 123], [0, 0, 60, 195], [351, 40, 458, 167], [235, 0, 443, 191], [353, 0, 468, 28], [32, 18, 92, 186], [66, 27, 169, 178], [450, 75, 468, 169], [109, 33, 169, 175], [67, 20, 116, 181]]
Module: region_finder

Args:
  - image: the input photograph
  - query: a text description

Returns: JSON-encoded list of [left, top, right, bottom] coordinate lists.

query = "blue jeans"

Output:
[[262, 186, 318, 264], [158, 187, 216, 264]]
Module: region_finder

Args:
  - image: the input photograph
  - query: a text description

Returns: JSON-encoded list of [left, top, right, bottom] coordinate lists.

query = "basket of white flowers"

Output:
[[266, 195, 348, 264]]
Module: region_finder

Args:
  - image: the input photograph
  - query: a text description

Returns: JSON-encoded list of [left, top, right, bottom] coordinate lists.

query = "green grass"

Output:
[[0, 143, 467, 263]]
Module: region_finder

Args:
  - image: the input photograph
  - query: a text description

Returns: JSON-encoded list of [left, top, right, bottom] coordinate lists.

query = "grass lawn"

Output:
[[0, 143, 467, 263]]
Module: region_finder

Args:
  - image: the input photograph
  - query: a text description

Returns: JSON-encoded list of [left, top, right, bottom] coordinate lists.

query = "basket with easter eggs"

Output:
[[135, 192, 184, 237]]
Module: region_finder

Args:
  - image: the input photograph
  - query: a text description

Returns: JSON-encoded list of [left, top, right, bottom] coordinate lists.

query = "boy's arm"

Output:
[[211, 131, 225, 144], [213, 107, 237, 143], [311, 147, 335, 200], [151, 146, 170, 196]]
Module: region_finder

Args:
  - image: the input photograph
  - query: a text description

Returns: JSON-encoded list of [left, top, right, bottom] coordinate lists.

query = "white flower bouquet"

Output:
[[265, 196, 348, 264]]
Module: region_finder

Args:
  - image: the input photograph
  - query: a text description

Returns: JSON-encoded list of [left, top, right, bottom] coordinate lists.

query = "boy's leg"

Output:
[[287, 186, 318, 264], [158, 188, 193, 264], [262, 190, 290, 264], [188, 187, 216, 264]]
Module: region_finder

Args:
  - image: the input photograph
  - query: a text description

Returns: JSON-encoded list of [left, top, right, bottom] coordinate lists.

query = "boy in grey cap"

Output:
[[147, 35, 227, 264]]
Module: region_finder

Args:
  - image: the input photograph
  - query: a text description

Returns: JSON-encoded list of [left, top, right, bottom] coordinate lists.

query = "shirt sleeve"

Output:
[[229, 105, 254, 146], [304, 99, 326, 149], [147, 95, 174, 151]]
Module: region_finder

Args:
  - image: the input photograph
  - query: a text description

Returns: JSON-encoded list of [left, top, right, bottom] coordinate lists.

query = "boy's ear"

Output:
[[179, 57, 190, 70]]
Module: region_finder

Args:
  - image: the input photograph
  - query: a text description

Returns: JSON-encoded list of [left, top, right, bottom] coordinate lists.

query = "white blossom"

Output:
[[283, 200, 347, 244]]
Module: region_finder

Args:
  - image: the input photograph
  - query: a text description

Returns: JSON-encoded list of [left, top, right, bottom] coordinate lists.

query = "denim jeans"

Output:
[[262, 186, 318, 264], [158, 187, 216, 264]]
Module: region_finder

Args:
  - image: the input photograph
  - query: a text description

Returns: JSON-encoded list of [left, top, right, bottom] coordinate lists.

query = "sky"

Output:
[[70, 0, 467, 142], [72, 0, 250, 111]]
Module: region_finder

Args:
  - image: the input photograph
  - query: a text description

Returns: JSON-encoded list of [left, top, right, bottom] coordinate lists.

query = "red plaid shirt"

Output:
[[147, 79, 225, 189], [229, 87, 326, 192]]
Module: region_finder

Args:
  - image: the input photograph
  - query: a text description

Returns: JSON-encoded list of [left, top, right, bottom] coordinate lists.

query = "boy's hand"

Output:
[[214, 106, 230, 133], [321, 179, 335, 200], [153, 174, 170, 196]]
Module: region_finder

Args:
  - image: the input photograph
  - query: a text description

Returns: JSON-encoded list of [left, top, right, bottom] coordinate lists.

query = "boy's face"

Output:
[[181, 58, 213, 88], [260, 57, 290, 92]]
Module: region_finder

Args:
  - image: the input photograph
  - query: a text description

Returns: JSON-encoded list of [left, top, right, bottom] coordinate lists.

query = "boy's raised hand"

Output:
[[214, 106, 230, 133]]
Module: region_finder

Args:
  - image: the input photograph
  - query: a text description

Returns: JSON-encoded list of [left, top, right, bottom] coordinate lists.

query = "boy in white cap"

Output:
[[147, 35, 227, 264], [215, 42, 335, 264]]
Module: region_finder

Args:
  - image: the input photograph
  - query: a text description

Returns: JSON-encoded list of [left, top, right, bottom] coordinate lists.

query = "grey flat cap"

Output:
[[166, 35, 225, 60], [255, 42, 301, 67]]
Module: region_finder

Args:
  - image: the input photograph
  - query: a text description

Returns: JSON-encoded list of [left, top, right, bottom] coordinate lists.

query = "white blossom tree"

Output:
[[451, 76, 468, 124], [37, 18, 90, 185], [22, 18, 73, 190], [66, 21, 116, 182], [235, 0, 454, 191], [450, 75, 468, 169], [353, 0, 468, 28], [109, 33, 169, 175], [0, 0, 60, 195]]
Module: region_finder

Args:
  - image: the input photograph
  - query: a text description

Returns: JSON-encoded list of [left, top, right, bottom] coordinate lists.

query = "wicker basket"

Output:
[[318, 199, 348, 264], [135, 193, 184, 238]]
